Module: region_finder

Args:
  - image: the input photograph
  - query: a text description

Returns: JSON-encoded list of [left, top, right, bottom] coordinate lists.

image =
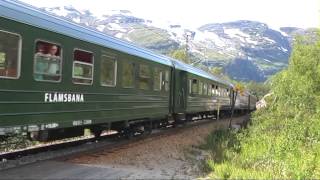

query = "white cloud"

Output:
[[19, 0, 319, 29]]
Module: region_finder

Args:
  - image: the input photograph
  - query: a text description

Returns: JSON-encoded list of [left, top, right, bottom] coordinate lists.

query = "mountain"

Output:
[[40, 6, 180, 53], [39, 6, 315, 82]]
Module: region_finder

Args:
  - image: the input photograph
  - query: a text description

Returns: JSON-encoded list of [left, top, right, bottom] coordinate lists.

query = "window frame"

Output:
[[100, 54, 117, 87], [138, 64, 151, 90], [217, 86, 221, 96], [203, 83, 208, 96], [211, 84, 215, 96], [199, 81, 203, 95], [164, 70, 170, 92], [121, 61, 135, 89], [153, 67, 162, 91], [0, 30, 22, 80], [191, 79, 198, 95], [72, 48, 94, 85], [33, 39, 63, 83], [189, 79, 192, 94]]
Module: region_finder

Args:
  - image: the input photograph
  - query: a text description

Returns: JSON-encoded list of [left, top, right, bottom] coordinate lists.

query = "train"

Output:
[[0, 0, 257, 142]]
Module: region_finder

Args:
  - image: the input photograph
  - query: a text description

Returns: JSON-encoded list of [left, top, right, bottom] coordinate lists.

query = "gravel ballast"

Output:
[[67, 116, 249, 179]]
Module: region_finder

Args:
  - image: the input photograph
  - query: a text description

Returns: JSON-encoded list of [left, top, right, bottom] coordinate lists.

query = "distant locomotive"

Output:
[[0, 0, 257, 141]]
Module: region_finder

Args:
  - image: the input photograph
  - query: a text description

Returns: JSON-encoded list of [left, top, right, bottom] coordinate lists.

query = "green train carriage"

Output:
[[171, 60, 233, 121], [0, 0, 174, 140], [0, 0, 251, 141]]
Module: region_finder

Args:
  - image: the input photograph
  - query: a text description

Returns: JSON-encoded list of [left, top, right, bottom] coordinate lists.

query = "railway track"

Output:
[[0, 116, 240, 171], [0, 136, 100, 160]]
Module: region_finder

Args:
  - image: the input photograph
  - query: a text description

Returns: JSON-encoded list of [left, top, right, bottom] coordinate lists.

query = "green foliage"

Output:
[[170, 49, 190, 64], [210, 67, 223, 76], [201, 31, 320, 179], [245, 81, 270, 99]]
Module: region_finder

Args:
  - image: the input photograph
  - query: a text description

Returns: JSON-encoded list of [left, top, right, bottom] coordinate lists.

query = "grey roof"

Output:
[[172, 59, 233, 87], [0, 0, 233, 87]]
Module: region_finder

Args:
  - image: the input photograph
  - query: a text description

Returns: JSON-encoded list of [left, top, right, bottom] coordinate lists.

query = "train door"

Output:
[[174, 69, 187, 113], [179, 71, 187, 111]]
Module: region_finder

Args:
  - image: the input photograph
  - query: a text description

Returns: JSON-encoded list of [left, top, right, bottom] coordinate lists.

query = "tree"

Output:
[[170, 49, 190, 64], [210, 67, 223, 76], [245, 81, 270, 99]]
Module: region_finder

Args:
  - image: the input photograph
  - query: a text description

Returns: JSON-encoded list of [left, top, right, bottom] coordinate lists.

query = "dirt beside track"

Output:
[[67, 116, 249, 179]]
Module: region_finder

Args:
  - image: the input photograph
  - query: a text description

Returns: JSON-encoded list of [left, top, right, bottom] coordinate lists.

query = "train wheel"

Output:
[[27, 131, 39, 141], [186, 114, 193, 121], [92, 128, 103, 139], [144, 122, 152, 135], [125, 128, 135, 139]]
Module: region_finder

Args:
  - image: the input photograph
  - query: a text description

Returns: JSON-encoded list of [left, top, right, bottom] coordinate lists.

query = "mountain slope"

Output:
[[39, 6, 314, 82]]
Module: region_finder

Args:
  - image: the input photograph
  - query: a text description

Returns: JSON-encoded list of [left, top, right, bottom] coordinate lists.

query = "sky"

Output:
[[20, 0, 319, 29]]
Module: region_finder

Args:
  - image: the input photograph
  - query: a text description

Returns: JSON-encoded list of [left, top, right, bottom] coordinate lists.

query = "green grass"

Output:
[[200, 111, 320, 178]]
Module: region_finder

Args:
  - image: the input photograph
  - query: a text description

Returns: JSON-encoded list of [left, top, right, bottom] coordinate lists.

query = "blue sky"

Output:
[[20, 0, 319, 29]]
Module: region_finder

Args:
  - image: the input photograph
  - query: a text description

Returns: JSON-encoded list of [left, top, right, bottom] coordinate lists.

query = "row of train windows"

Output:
[[0, 30, 170, 91], [189, 79, 230, 97]]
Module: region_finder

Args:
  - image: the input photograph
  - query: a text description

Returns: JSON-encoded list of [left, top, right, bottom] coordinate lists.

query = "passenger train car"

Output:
[[0, 0, 257, 141]]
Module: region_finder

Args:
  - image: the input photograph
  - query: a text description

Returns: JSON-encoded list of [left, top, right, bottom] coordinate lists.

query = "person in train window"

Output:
[[48, 45, 59, 56], [35, 44, 46, 56], [34, 44, 49, 80], [47, 45, 60, 76]]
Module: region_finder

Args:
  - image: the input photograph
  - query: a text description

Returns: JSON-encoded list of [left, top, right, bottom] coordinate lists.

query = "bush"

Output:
[[202, 32, 320, 179]]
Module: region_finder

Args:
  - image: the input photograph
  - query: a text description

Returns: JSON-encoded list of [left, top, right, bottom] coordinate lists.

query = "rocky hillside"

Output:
[[39, 6, 315, 82]]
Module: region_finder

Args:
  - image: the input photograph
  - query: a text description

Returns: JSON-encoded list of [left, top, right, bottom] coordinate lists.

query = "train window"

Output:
[[203, 83, 208, 96], [208, 84, 212, 96], [164, 70, 170, 92], [211, 84, 215, 96], [122, 61, 134, 88], [72, 49, 93, 85], [199, 81, 203, 95], [216, 86, 219, 96], [139, 64, 151, 90], [34, 41, 62, 82], [0, 30, 21, 79], [192, 79, 198, 94], [100, 55, 117, 87], [153, 68, 162, 91]]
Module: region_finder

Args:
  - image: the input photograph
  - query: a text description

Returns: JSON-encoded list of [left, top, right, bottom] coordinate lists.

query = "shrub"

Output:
[[202, 32, 320, 179]]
